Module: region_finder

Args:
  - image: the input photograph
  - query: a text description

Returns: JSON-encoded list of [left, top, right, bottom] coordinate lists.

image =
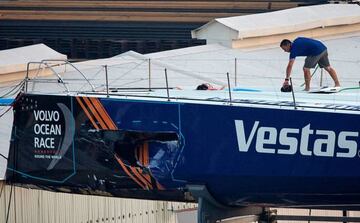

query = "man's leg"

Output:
[[324, 66, 340, 87], [303, 67, 311, 91], [318, 50, 340, 87]]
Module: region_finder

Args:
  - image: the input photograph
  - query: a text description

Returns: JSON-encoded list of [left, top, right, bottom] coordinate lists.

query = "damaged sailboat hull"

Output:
[[6, 93, 360, 209]]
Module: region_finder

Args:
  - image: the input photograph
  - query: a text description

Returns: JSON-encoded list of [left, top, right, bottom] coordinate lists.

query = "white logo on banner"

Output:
[[234, 120, 359, 158]]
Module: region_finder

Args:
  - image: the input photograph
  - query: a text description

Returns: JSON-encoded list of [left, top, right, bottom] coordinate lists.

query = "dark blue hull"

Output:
[[6, 93, 360, 208]]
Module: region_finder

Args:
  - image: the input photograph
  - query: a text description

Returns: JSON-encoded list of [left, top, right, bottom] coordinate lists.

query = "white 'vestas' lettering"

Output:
[[337, 131, 359, 158], [278, 128, 299, 155], [300, 124, 313, 156], [234, 120, 359, 158], [234, 120, 259, 152], [256, 127, 276, 154], [313, 130, 335, 157]]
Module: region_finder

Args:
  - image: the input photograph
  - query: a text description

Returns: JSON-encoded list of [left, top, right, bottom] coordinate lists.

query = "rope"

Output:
[[111, 60, 146, 84], [0, 153, 7, 160], [5, 183, 14, 223], [78, 66, 104, 92], [5, 100, 20, 223], [0, 80, 25, 99], [0, 181, 4, 198], [0, 90, 25, 161], [0, 106, 13, 119]]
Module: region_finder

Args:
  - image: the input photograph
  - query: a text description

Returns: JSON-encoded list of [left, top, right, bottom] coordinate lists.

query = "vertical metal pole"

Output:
[[289, 77, 297, 110], [343, 210, 348, 223], [164, 68, 170, 101], [104, 65, 109, 97], [226, 72, 232, 105], [148, 58, 151, 91], [320, 68, 323, 87], [235, 58, 237, 87], [25, 63, 30, 93]]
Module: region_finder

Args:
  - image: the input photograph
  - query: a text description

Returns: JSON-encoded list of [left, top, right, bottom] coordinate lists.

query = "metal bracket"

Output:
[[187, 185, 268, 223]]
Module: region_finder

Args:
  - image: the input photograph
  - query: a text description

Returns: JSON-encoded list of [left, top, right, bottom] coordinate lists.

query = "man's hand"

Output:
[[282, 78, 290, 87], [281, 78, 293, 92]]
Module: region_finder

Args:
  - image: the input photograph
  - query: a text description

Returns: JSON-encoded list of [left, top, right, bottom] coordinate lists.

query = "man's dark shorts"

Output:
[[304, 50, 330, 69]]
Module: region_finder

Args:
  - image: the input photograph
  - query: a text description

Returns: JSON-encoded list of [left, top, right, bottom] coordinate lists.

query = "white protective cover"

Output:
[[0, 43, 67, 75]]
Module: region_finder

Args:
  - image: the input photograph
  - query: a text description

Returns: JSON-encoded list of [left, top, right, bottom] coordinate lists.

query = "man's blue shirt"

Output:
[[289, 37, 327, 59]]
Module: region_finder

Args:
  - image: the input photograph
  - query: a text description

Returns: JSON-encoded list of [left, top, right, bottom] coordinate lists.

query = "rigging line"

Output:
[[78, 67, 104, 92], [0, 106, 7, 112], [104, 61, 143, 69], [0, 106, 13, 119], [0, 79, 25, 90], [111, 60, 146, 84], [9, 111, 19, 223], [0, 93, 22, 119], [1, 87, 22, 99], [74, 60, 140, 69], [158, 57, 360, 63], [0, 80, 24, 98], [0, 82, 23, 90], [0, 181, 4, 198], [192, 70, 288, 78], [13, 182, 17, 223], [0, 85, 21, 96], [5, 183, 14, 223], [0, 153, 8, 160], [116, 78, 147, 87]]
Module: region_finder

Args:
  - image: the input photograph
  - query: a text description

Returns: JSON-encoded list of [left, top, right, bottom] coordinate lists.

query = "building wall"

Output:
[[0, 181, 196, 223], [2, 181, 360, 223], [192, 22, 237, 47]]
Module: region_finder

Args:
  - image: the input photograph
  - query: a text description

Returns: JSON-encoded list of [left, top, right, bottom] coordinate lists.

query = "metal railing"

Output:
[[22, 59, 360, 113], [25, 59, 95, 94]]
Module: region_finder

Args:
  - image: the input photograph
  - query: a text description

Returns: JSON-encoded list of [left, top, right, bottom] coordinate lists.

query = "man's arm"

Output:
[[283, 59, 295, 86]]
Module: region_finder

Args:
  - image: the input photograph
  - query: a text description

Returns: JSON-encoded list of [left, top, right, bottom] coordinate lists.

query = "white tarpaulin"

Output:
[[0, 43, 67, 75]]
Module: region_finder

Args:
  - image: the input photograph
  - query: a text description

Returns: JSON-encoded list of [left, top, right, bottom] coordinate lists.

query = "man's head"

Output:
[[280, 39, 292, 52], [196, 83, 216, 90]]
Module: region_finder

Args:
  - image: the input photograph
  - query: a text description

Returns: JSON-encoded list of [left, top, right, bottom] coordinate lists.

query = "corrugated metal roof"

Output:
[[192, 4, 360, 39]]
